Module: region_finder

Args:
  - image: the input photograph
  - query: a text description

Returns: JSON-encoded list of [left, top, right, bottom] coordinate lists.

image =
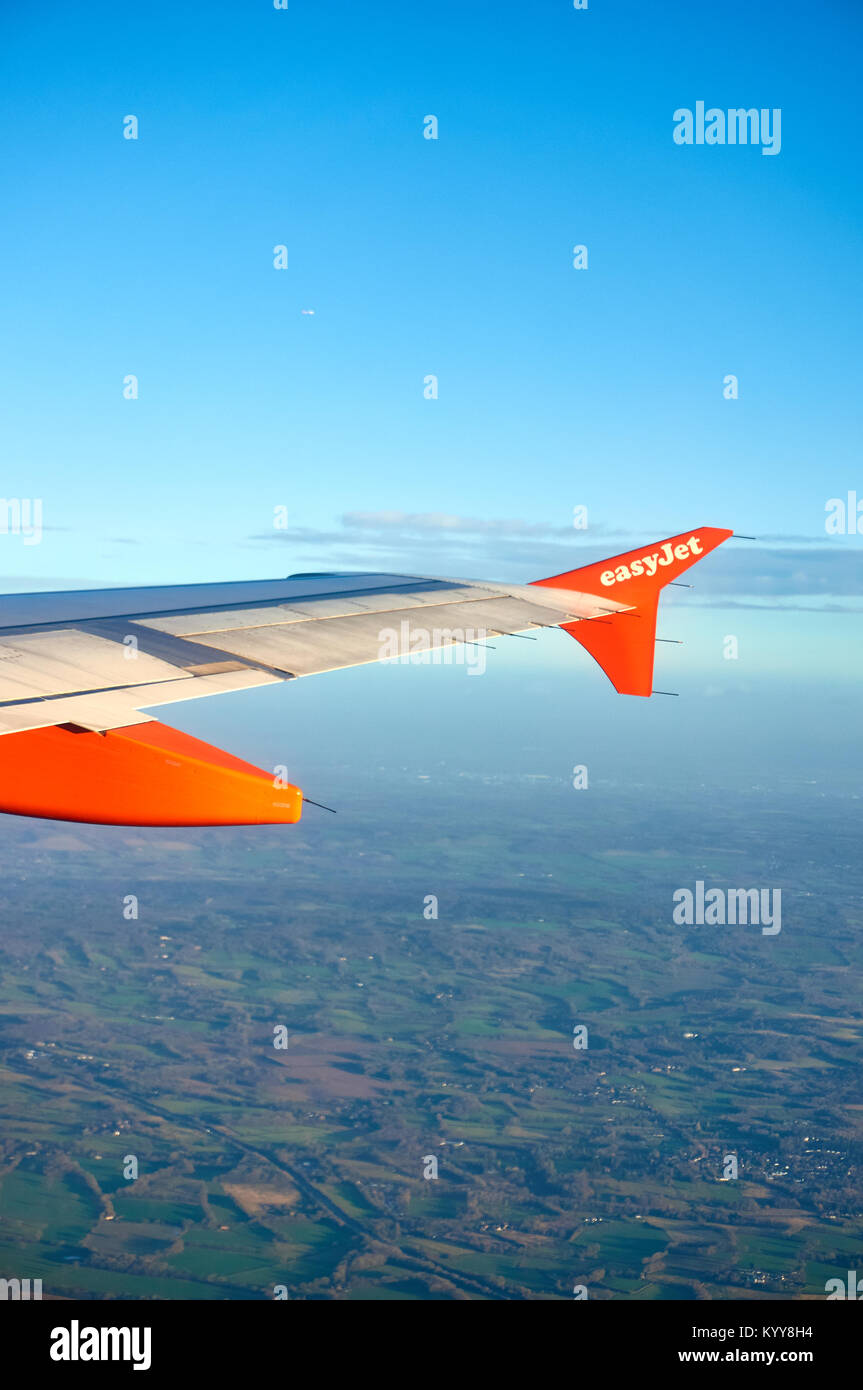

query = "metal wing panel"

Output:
[[0, 629, 188, 702], [0, 574, 612, 734], [0, 668, 283, 735], [136, 604, 314, 637], [0, 573, 453, 632], [178, 612, 393, 676], [133, 585, 487, 637], [172, 595, 575, 677], [281, 585, 490, 619]]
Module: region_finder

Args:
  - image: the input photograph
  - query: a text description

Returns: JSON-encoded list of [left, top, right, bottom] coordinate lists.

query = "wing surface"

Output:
[[0, 527, 733, 823]]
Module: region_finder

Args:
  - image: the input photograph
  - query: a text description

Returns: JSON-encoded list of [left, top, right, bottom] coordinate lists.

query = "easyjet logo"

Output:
[[600, 534, 703, 587]]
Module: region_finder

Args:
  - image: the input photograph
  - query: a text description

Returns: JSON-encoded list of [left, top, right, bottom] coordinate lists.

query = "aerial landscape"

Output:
[[1, 663, 860, 1300]]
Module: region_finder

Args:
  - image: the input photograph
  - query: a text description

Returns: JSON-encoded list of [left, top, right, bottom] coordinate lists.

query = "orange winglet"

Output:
[[532, 526, 733, 696], [0, 721, 303, 826], [559, 597, 661, 697]]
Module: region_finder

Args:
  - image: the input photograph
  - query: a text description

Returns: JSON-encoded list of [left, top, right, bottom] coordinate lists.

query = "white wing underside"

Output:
[[0, 572, 629, 736]]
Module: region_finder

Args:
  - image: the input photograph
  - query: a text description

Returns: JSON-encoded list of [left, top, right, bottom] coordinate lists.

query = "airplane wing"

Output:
[[0, 526, 732, 825]]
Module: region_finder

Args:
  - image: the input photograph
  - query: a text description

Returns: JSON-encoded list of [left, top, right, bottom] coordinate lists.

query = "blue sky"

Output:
[[0, 0, 860, 731]]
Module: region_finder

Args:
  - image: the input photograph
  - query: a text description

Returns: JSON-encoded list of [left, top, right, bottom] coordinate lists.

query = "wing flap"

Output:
[[0, 629, 186, 702], [0, 668, 283, 736], [172, 596, 569, 677]]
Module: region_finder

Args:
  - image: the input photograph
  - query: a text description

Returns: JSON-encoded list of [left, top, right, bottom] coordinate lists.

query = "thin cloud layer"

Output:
[[248, 514, 863, 597]]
